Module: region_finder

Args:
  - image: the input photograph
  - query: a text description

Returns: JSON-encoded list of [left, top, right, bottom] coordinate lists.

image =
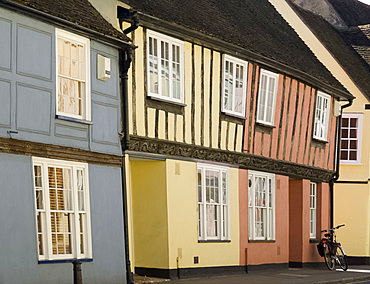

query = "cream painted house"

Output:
[[270, 0, 370, 264]]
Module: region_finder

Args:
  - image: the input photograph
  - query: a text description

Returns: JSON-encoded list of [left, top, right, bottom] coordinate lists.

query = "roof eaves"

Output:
[[138, 11, 353, 100], [0, 0, 135, 49], [288, 2, 370, 101]]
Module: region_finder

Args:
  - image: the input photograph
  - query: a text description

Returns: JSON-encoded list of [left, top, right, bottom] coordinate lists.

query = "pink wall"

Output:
[[289, 179, 330, 264], [239, 170, 289, 266]]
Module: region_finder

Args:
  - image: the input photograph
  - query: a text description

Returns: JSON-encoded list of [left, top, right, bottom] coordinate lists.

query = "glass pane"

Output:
[[341, 140, 348, 150], [342, 129, 348, 138], [224, 61, 233, 111], [34, 165, 42, 187], [257, 75, 267, 121], [77, 169, 84, 211], [206, 204, 217, 237], [350, 118, 357, 128], [234, 64, 243, 114], [342, 117, 349, 127], [198, 170, 202, 202], [36, 190, 44, 210], [161, 41, 169, 97], [340, 150, 348, 160], [149, 37, 159, 94], [172, 45, 181, 99], [349, 151, 357, 160], [350, 129, 357, 138], [222, 172, 227, 204], [266, 77, 275, 123], [350, 140, 357, 150]]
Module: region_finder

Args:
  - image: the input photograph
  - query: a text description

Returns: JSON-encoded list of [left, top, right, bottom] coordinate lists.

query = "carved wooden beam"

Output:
[[0, 137, 122, 167], [128, 135, 334, 182]]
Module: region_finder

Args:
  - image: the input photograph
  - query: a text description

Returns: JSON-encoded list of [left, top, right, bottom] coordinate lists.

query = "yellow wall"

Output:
[[130, 158, 240, 270], [130, 160, 169, 268], [340, 94, 370, 181], [166, 160, 240, 269], [334, 183, 370, 256]]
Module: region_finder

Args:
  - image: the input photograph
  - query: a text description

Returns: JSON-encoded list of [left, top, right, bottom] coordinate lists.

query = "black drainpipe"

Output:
[[119, 8, 138, 284], [329, 98, 353, 227]]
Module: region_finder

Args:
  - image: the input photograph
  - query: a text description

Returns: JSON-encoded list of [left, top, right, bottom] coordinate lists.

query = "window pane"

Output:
[[198, 170, 202, 202], [350, 129, 357, 138], [342, 118, 349, 127], [350, 118, 358, 128], [224, 61, 233, 111], [349, 151, 357, 160], [206, 204, 217, 237], [266, 77, 275, 123], [172, 45, 181, 100], [149, 37, 159, 94], [341, 150, 348, 160], [234, 64, 243, 114], [161, 41, 169, 97], [257, 75, 267, 121]]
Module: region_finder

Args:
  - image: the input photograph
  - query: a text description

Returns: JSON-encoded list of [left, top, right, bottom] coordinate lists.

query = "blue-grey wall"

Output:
[[0, 7, 122, 156], [0, 153, 127, 284], [0, 5, 128, 284]]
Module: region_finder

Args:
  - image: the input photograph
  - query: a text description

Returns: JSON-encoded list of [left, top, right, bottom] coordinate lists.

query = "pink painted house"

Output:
[[238, 67, 345, 271]]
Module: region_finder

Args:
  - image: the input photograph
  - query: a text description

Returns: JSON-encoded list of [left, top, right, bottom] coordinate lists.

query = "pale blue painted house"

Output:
[[0, 0, 134, 283]]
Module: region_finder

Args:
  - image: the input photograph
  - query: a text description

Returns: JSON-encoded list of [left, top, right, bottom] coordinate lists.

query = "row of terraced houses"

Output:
[[1, 0, 370, 283]]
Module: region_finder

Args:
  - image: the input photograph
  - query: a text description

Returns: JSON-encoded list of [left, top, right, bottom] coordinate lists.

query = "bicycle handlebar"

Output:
[[321, 224, 345, 233]]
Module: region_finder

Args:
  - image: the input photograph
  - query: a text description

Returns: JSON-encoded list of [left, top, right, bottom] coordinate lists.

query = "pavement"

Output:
[[134, 266, 370, 284]]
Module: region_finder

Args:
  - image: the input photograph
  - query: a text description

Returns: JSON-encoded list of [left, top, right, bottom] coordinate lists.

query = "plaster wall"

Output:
[[166, 160, 240, 269], [334, 183, 370, 256], [0, 153, 127, 284], [130, 160, 169, 268], [239, 171, 290, 266], [0, 7, 122, 156]]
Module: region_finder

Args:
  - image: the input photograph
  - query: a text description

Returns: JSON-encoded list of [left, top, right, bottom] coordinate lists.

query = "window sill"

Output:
[[198, 240, 231, 243], [248, 240, 275, 243], [309, 238, 320, 244], [221, 110, 246, 120], [56, 115, 93, 125], [38, 258, 93, 264], [312, 137, 328, 144], [340, 161, 362, 166], [147, 94, 186, 107], [256, 121, 275, 128]]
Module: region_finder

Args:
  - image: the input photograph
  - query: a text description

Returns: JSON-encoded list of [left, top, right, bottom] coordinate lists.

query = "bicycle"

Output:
[[317, 224, 348, 271]]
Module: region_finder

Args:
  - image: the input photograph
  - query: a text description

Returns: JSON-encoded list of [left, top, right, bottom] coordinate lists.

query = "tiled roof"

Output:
[[119, 0, 350, 96], [291, 4, 370, 100], [326, 0, 370, 27], [1, 0, 131, 43]]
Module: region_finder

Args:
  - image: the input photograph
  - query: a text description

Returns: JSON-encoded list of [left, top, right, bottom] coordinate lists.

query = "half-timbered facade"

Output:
[[272, 0, 370, 265], [114, 0, 353, 278]]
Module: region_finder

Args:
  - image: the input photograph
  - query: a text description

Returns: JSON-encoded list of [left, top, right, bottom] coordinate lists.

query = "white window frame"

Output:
[[310, 182, 317, 239], [256, 69, 279, 126], [313, 91, 331, 141], [146, 29, 184, 104], [197, 163, 230, 241], [56, 28, 91, 121], [32, 157, 92, 261], [340, 113, 363, 165], [248, 170, 275, 241], [222, 54, 248, 117]]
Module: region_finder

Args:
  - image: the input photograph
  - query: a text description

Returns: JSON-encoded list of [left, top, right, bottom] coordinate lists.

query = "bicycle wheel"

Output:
[[324, 244, 335, 270], [336, 246, 348, 271]]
